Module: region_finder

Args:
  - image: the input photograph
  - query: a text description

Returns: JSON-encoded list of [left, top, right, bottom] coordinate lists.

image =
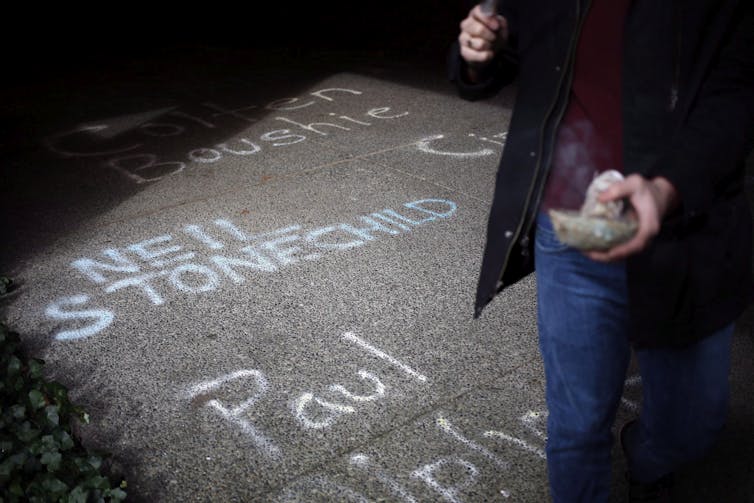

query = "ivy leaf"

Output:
[[45, 405, 60, 426], [10, 403, 27, 419], [41, 475, 68, 494], [28, 389, 46, 410], [108, 487, 128, 501], [7, 355, 22, 376], [87, 455, 102, 471], [68, 485, 89, 503], [28, 359, 44, 380], [41, 451, 62, 472], [57, 430, 74, 451], [83, 474, 111, 491], [39, 434, 60, 453]]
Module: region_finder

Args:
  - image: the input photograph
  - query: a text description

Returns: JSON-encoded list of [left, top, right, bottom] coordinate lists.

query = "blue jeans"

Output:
[[534, 212, 733, 502]]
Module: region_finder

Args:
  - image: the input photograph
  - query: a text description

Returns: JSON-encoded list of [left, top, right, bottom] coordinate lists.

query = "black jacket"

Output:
[[449, 0, 754, 348]]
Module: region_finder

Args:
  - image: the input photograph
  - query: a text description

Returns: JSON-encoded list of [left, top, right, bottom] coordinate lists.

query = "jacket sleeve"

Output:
[[447, 3, 519, 101], [651, 1, 754, 218]]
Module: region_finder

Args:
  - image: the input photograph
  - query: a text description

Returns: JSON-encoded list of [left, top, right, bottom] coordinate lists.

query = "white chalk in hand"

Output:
[[480, 0, 499, 16]]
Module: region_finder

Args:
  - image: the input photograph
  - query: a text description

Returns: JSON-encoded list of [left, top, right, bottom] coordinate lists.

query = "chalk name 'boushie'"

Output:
[[45, 199, 458, 341], [43, 88, 411, 185]]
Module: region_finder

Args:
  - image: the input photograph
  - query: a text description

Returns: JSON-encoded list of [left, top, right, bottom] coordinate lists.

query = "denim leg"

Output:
[[623, 324, 734, 482], [535, 213, 631, 503]]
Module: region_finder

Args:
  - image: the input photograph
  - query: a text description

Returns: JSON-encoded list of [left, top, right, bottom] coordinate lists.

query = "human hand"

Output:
[[586, 175, 679, 262], [458, 5, 509, 82]]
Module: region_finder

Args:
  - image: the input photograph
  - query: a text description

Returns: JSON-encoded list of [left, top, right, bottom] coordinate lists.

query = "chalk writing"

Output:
[[411, 458, 480, 503], [437, 415, 508, 468], [179, 330, 553, 501], [185, 370, 282, 458], [44, 88, 411, 184], [350, 454, 418, 503], [174, 334, 639, 499], [342, 332, 428, 383], [46, 199, 457, 341], [415, 131, 507, 158], [44, 295, 114, 342]]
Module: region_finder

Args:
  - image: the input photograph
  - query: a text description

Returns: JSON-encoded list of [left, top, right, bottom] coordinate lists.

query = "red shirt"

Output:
[[541, 0, 631, 211]]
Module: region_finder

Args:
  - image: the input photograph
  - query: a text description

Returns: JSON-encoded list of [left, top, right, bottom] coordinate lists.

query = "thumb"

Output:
[[598, 176, 639, 203]]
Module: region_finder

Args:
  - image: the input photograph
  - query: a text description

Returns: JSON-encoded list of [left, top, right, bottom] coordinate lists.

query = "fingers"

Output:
[[465, 5, 501, 36], [597, 175, 640, 203], [587, 175, 661, 262], [459, 7, 508, 65]]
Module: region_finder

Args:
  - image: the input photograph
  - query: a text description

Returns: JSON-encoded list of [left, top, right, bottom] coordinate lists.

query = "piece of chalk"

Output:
[[480, 0, 499, 16]]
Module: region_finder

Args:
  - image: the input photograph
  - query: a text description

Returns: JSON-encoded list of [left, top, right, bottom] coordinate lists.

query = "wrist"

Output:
[[650, 176, 679, 216]]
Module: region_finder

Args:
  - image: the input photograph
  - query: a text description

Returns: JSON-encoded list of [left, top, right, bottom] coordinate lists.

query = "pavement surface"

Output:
[[1, 46, 753, 502]]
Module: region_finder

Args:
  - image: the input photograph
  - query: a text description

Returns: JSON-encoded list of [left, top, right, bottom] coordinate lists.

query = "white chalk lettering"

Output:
[[437, 416, 508, 468], [468, 132, 504, 146], [260, 234, 302, 266], [184, 225, 224, 250], [367, 107, 409, 119], [483, 431, 547, 460], [275, 117, 350, 136], [45, 125, 141, 158], [371, 212, 411, 231], [265, 97, 315, 111], [211, 249, 277, 283], [260, 129, 307, 146], [53, 199, 457, 341], [404, 199, 457, 220], [169, 264, 220, 293], [202, 102, 259, 123], [329, 370, 385, 402], [411, 458, 479, 503], [185, 370, 281, 458], [105, 271, 168, 305], [72, 249, 140, 284], [340, 216, 400, 242], [329, 112, 372, 126], [305, 226, 365, 250], [217, 139, 261, 155], [45, 295, 114, 341], [519, 410, 547, 441], [309, 88, 363, 101], [293, 393, 355, 429], [214, 219, 249, 242], [188, 148, 222, 163], [381, 209, 433, 226], [127, 235, 184, 263], [416, 134, 494, 158], [342, 332, 427, 383], [108, 153, 185, 184], [350, 454, 417, 503]]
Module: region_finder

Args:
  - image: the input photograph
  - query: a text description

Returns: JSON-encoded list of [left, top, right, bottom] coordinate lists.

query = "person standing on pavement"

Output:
[[449, 1, 754, 502]]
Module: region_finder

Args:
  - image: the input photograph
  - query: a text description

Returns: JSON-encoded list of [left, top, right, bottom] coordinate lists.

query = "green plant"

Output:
[[0, 323, 126, 502]]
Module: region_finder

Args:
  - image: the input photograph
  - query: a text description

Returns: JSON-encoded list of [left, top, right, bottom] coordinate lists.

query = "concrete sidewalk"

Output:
[[2, 47, 752, 502]]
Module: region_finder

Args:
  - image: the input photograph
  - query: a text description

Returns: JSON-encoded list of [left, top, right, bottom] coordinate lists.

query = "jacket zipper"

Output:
[[669, 0, 682, 111], [493, 0, 592, 294]]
